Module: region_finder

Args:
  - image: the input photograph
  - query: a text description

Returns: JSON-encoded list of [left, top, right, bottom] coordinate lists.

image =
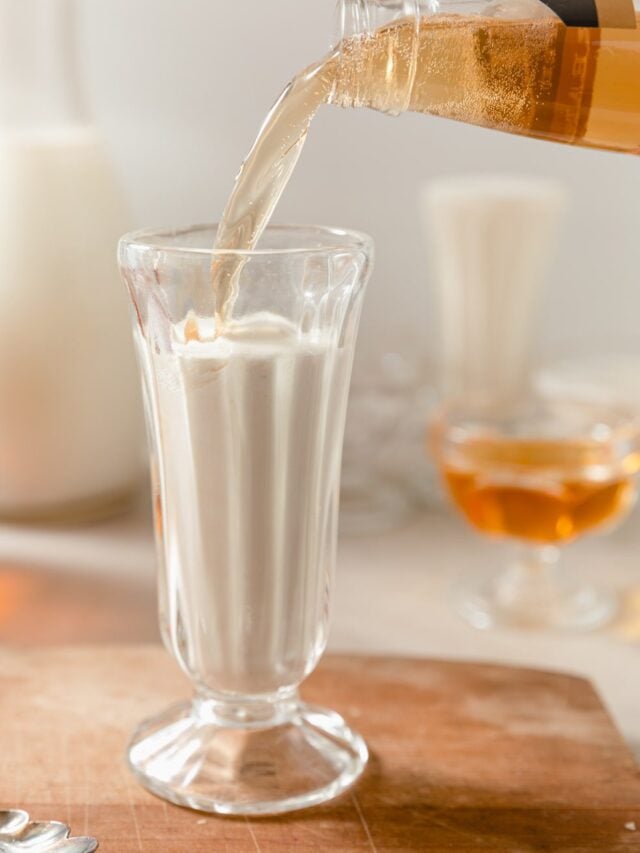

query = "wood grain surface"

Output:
[[1, 646, 639, 851]]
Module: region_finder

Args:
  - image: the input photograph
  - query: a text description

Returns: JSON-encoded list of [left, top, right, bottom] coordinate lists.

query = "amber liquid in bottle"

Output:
[[334, 15, 640, 153], [212, 13, 640, 324], [438, 435, 640, 544]]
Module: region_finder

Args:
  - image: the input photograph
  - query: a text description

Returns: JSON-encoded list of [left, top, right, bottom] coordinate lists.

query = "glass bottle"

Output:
[[0, 0, 143, 521], [333, 0, 640, 153]]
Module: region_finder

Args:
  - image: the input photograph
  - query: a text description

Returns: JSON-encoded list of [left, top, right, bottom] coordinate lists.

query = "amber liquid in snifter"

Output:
[[436, 432, 640, 545]]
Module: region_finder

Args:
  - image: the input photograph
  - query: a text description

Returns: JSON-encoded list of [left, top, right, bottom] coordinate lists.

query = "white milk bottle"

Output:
[[0, 0, 143, 520]]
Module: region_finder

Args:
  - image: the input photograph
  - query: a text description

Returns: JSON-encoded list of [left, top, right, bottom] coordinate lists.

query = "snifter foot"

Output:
[[455, 555, 617, 632], [127, 691, 368, 816]]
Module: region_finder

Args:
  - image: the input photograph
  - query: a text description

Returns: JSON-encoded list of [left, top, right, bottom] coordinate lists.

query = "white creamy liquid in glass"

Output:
[[150, 314, 351, 696]]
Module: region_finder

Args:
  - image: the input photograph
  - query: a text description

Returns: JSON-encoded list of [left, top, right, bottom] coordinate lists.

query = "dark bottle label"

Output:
[[540, 0, 636, 27]]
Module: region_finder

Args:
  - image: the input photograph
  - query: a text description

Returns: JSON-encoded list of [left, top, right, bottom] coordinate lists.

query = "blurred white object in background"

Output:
[[0, 0, 143, 521], [422, 174, 568, 405]]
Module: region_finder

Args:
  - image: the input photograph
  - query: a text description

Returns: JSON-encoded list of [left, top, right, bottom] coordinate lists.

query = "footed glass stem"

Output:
[[127, 690, 368, 816], [456, 545, 617, 631]]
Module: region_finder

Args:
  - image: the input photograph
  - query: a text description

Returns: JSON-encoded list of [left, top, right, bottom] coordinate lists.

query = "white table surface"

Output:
[[0, 496, 638, 756]]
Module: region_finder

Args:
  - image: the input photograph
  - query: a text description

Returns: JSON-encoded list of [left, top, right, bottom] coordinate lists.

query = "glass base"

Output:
[[127, 692, 368, 816], [455, 560, 617, 632]]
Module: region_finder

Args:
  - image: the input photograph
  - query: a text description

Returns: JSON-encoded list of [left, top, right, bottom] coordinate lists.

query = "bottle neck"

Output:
[[335, 0, 422, 40], [332, 0, 422, 114], [0, 0, 87, 131]]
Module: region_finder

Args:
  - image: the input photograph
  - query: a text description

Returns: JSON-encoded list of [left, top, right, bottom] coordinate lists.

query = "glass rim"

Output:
[[119, 223, 374, 259], [431, 394, 640, 448]]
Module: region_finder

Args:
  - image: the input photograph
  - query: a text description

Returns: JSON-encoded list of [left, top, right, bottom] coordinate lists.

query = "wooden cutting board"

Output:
[[1, 646, 639, 851]]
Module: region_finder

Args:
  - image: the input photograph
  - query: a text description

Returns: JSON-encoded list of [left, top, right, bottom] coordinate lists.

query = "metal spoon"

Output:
[[36, 842, 97, 853], [1, 821, 69, 849], [0, 812, 97, 853], [0, 813, 29, 840]]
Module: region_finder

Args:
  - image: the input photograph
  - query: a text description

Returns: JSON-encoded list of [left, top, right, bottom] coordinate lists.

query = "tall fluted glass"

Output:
[[119, 224, 372, 815]]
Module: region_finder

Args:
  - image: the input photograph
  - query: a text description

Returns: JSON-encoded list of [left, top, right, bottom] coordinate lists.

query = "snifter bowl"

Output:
[[431, 394, 640, 631]]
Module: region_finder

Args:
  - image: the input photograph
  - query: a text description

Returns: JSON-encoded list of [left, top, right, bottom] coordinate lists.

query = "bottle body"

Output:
[[333, 0, 640, 153], [0, 0, 143, 520]]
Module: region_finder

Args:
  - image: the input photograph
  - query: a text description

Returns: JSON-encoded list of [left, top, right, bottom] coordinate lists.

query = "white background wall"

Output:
[[81, 0, 640, 376]]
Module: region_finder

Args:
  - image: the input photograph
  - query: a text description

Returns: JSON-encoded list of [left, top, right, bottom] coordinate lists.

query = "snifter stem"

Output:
[[516, 544, 560, 574], [495, 545, 562, 614]]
